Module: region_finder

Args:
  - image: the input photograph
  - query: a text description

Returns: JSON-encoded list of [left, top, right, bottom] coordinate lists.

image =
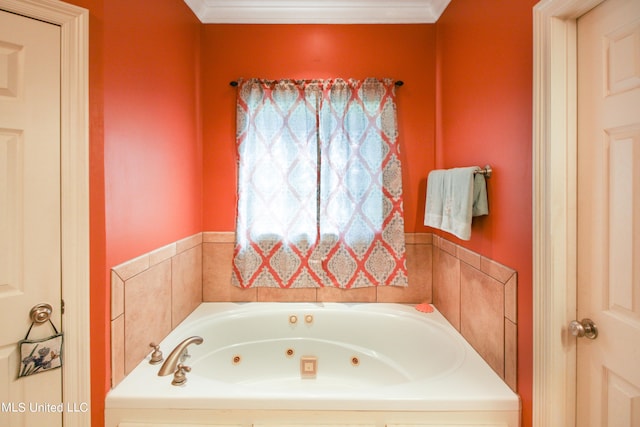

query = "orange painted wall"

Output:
[[201, 24, 437, 232], [435, 1, 536, 426], [102, 1, 203, 267]]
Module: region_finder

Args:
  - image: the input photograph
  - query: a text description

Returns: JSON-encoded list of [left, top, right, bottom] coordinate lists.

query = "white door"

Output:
[[0, 9, 63, 427], [577, 0, 640, 425]]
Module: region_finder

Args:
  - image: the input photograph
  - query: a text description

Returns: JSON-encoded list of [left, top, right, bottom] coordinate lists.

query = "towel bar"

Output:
[[474, 165, 492, 178]]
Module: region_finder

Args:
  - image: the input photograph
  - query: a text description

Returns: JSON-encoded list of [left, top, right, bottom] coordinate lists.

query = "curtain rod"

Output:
[[229, 80, 403, 87]]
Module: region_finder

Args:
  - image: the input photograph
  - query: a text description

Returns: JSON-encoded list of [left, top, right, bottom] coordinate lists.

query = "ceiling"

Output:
[[184, 0, 452, 24]]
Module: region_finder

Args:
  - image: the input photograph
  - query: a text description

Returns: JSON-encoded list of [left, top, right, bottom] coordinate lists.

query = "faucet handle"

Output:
[[171, 364, 191, 386], [149, 343, 164, 365], [179, 348, 191, 364]]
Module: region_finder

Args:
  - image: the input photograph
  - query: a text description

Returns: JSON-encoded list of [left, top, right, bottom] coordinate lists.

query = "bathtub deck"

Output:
[[106, 407, 521, 427], [106, 303, 520, 427]]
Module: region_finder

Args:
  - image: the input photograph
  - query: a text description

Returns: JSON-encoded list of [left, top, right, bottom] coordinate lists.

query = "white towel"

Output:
[[424, 167, 488, 240]]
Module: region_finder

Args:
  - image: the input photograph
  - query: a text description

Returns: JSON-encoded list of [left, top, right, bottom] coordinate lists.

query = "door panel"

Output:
[[0, 9, 62, 427], [577, 0, 640, 425]]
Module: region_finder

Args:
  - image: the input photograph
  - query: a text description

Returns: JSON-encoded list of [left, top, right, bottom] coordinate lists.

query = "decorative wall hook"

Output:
[[19, 303, 63, 378]]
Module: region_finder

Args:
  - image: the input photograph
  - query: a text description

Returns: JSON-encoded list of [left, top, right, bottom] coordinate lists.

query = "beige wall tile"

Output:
[[148, 242, 176, 267], [505, 319, 517, 391], [111, 271, 124, 320], [229, 285, 258, 302], [201, 234, 435, 304], [203, 242, 235, 301], [376, 283, 423, 303], [431, 236, 518, 388], [405, 233, 432, 245], [457, 245, 481, 269], [318, 286, 376, 302], [413, 233, 433, 245], [439, 237, 458, 256], [203, 231, 235, 243], [124, 260, 172, 375], [112, 253, 149, 281], [172, 245, 203, 328], [504, 273, 518, 323], [378, 243, 432, 303], [110, 315, 125, 387], [480, 256, 516, 284], [258, 287, 317, 302], [460, 263, 505, 377], [176, 232, 203, 253], [433, 247, 461, 330]]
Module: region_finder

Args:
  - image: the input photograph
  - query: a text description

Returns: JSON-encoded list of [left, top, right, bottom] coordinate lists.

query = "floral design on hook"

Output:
[[18, 333, 63, 378]]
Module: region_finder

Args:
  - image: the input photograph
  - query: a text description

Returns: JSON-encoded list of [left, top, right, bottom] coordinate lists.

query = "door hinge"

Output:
[[61, 299, 65, 315]]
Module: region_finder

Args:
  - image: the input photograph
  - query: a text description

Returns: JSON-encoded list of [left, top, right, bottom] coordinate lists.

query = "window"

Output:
[[232, 78, 407, 289]]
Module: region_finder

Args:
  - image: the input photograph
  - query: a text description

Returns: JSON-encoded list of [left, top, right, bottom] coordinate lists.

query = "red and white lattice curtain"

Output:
[[232, 78, 408, 289]]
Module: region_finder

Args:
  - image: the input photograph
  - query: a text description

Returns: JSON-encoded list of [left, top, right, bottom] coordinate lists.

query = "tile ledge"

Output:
[[176, 232, 204, 253], [203, 231, 236, 243], [480, 256, 517, 284], [111, 253, 150, 281], [436, 236, 517, 284]]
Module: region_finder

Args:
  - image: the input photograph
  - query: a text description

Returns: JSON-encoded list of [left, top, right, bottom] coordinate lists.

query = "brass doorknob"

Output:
[[569, 318, 598, 339]]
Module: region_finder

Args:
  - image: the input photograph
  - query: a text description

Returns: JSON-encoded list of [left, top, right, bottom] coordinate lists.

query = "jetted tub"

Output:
[[106, 303, 520, 427]]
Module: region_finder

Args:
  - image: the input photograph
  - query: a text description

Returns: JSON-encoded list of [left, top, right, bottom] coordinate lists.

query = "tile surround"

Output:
[[110, 233, 203, 387], [110, 231, 517, 392], [432, 235, 518, 391], [123, 259, 172, 375], [460, 263, 505, 377], [202, 232, 433, 303]]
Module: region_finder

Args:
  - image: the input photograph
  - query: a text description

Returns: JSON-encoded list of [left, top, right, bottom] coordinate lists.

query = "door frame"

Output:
[[532, 0, 605, 426], [0, 0, 90, 426]]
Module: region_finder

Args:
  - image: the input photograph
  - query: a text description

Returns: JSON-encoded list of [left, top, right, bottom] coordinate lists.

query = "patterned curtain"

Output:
[[232, 78, 407, 289]]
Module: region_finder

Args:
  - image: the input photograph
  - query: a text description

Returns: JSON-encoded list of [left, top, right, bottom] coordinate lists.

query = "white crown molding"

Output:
[[184, 0, 451, 24]]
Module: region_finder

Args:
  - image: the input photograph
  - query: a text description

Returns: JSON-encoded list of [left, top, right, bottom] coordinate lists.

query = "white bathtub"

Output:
[[106, 303, 520, 427]]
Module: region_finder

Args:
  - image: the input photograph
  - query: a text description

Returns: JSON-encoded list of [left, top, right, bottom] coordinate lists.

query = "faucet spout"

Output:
[[157, 336, 203, 376]]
